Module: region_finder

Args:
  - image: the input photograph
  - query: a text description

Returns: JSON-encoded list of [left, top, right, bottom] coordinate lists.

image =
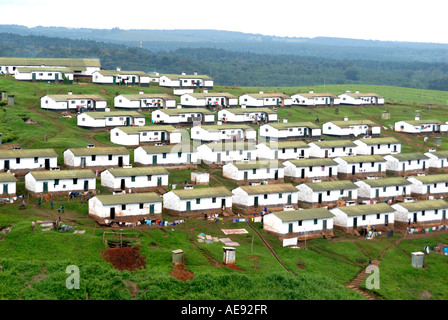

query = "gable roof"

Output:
[[358, 177, 412, 188], [231, 160, 284, 170], [187, 92, 236, 99], [273, 208, 334, 222], [204, 142, 257, 151], [161, 74, 213, 80], [328, 120, 378, 128], [428, 150, 448, 158], [341, 92, 383, 98], [355, 137, 400, 145], [67, 147, 129, 156], [83, 111, 143, 119], [139, 143, 196, 154], [266, 141, 310, 149], [244, 93, 290, 99], [117, 125, 178, 134], [223, 107, 277, 114], [95, 70, 149, 77], [0, 57, 101, 68], [0, 148, 58, 159], [310, 140, 357, 148], [295, 92, 338, 98], [394, 199, 448, 211], [196, 124, 255, 132], [303, 180, 357, 191], [117, 93, 175, 101], [156, 108, 214, 116], [106, 167, 169, 177], [267, 122, 320, 130], [337, 155, 386, 164], [399, 119, 443, 125], [286, 158, 338, 167], [410, 173, 448, 184], [45, 94, 106, 102], [386, 152, 429, 161], [28, 169, 96, 180], [238, 183, 297, 195], [170, 187, 232, 199], [334, 203, 394, 216], [95, 192, 162, 205], [0, 173, 17, 182]]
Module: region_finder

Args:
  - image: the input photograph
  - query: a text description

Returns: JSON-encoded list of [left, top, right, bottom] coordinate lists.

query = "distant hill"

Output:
[[1, 24, 448, 63]]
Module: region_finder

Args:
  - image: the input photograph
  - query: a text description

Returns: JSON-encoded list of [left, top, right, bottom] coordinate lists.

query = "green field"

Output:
[[1, 76, 448, 300]]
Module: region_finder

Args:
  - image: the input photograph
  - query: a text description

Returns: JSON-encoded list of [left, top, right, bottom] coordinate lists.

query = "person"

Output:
[[369, 258, 372, 265], [61, 205, 64, 213], [50, 201, 54, 210], [315, 116, 319, 123]]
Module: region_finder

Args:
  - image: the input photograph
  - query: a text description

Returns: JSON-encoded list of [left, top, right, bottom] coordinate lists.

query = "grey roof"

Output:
[[394, 199, 448, 211], [238, 183, 297, 195], [170, 187, 232, 200], [311, 140, 357, 148], [273, 208, 334, 222], [302, 180, 358, 191], [0, 173, 17, 182], [67, 147, 129, 156], [411, 174, 448, 184], [358, 177, 412, 188], [95, 192, 162, 205], [337, 155, 386, 164], [46, 94, 106, 102], [286, 158, 338, 167], [106, 167, 169, 177], [0, 148, 58, 159], [355, 137, 400, 145], [29, 169, 96, 180], [387, 153, 429, 161], [84, 111, 143, 119], [232, 160, 284, 170], [335, 203, 395, 216]]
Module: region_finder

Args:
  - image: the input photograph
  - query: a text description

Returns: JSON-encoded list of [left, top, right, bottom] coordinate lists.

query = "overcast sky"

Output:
[[1, 0, 447, 44]]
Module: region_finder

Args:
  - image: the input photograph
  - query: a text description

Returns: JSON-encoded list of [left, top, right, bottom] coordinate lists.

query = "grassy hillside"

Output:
[[2, 76, 448, 301]]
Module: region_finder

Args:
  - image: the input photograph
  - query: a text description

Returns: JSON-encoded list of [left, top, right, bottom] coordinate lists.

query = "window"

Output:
[[108, 155, 112, 161], [163, 153, 167, 159], [196, 198, 200, 204], [34, 157, 38, 163], [16, 158, 20, 164], [371, 162, 375, 167], [139, 203, 144, 209], [362, 215, 366, 220], [422, 210, 425, 216], [383, 187, 387, 192], [396, 186, 399, 191], [314, 219, 318, 225], [309, 166, 313, 172], [435, 209, 438, 215], [327, 190, 330, 196], [54, 179, 59, 185], [147, 175, 152, 181], [253, 169, 257, 174], [340, 190, 344, 195], [264, 194, 268, 199], [178, 152, 182, 157], [212, 197, 216, 203], [73, 178, 78, 185], [122, 204, 126, 210], [298, 220, 302, 226], [279, 193, 283, 198], [376, 214, 380, 219], [131, 176, 136, 182], [92, 155, 96, 161]]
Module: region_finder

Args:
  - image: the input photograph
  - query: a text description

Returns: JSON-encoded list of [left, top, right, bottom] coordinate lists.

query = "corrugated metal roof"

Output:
[[246, 93, 290, 99], [311, 140, 357, 148], [29, 169, 96, 180], [161, 74, 213, 80], [239, 183, 297, 195], [118, 125, 178, 134], [400, 119, 443, 125], [395, 199, 448, 211], [84, 111, 143, 119], [273, 208, 334, 222], [343, 92, 383, 98], [106, 167, 168, 177], [46, 94, 106, 102], [0, 173, 17, 182], [337, 155, 386, 163], [267, 141, 310, 149], [430, 150, 448, 158], [67, 147, 129, 156], [0, 148, 58, 159], [268, 122, 320, 130], [157, 108, 214, 115], [412, 174, 448, 184], [232, 160, 284, 170], [287, 158, 338, 167], [197, 124, 255, 131], [335, 203, 394, 216], [296, 92, 338, 98], [360, 177, 412, 187], [95, 192, 162, 205], [171, 187, 232, 199], [388, 152, 429, 161], [188, 92, 236, 99], [96, 70, 149, 77], [16, 67, 74, 73], [329, 120, 378, 128], [304, 180, 357, 191], [140, 144, 196, 154], [355, 137, 400, 145], [0, 57, 101, 67], [205, 142, 256, 151], [118, 93, 175, 101], [224, 107, 276, 114]]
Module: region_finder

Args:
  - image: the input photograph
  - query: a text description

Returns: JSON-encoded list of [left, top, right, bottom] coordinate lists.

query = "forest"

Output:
[[1, 31, 448, 90]]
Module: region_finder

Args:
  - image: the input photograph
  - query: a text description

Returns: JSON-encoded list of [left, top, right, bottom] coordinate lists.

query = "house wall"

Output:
[[296, 185, 357, 203], [263, 213, 334, 235], [384, 156, 427, 172], [196, 145, 256, 164], [162, 192, 232, 213], [408, 178, 448, 196], [392, 205, 446, 224], [331, 208, 394, 229], [308, 144, 356, 158], [0, 181, 17, 195], [0, 156, 58, 171], [218, 110, 278, 123], [425, 153, 448, 169], [355, 181, 411, 199], [334, 159, 386, 175], [25, 174, 96, 194], [283, 161, 338, 179], [323, 123, 380, 137], [260, 124, 321, 140], [63, 150, 130, 168], [100, 171, 169, 190], [88, 197, 162, 219], [15, 70, 73, 82], [222, 164, 285, 182], [256, 144, 309, 160], [394, 121, 445, 133], [232, 188, 298, 208], [354, 141, 401, 155]]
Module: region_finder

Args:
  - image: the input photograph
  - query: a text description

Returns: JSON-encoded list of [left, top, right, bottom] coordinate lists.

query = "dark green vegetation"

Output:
[[1, 29, 448, 89], [2, 76, 448, 300]]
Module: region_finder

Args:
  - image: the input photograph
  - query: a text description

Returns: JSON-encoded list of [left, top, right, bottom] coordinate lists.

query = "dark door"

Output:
[[352, 165, 356, 175], [378, 164, 382, 173], [110, 207, 115, 219], [443, 210, 446, 221], [274, 170, 279, 180], [186, 201, 191, 212], [413, 212, 418, 223], [324, 150, 328, 158], [187, 153, 191, 164], [274, 151, 278, 159], [152, 155, 157, 164], [217, 152, 221, 163], [45, 159, 50, 170], [118, 156, 123, 167], [5, 160, 10, 170], [157, 177, 162, 187], [32, 73, 36, 81], [371, 147, 374, 155], [84, 180, 89, 191], [161, 132, 166, 142], [121, 179, 125, 190], [323, 219, 327, 230], [43, 182, 48, 192], [3, 184, 8, 195], [353, 217, 358, 229], [244, 171, 248, 181], [301, 168, 305, 179], [287, 194, 292, 205], [288, 223, 293, 234], [304, 128, 308, 137], [329, 167, 332, 177], [376, 189, 380, 198], [55, 73, 59, 81], [81, 157, 86, 168], [423, 161, 426, 170], [402, 163, 406, 172], [113, 76, 116, 84], [385, 214, 389, 226], [126, 117, 130, 126], [318, 193, 322, 204], [254, 196, 259, 208], [149, 204, 155, 214], [221, 198, 226, 208]]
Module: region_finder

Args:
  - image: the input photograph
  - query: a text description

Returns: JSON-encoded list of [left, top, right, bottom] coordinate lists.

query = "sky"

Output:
[[1, 0, 448, 44]]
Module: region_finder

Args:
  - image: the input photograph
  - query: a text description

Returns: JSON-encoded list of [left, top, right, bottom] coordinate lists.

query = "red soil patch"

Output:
[[170, 264, 194, 282], [102, 247, 146, 271]]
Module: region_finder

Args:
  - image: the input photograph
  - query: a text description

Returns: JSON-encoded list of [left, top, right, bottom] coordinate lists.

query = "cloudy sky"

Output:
[[1, 0, 447, 44]]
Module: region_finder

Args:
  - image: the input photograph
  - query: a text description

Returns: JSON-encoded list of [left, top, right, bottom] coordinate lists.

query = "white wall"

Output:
[[0, 156, 58, 171], [354, 141, 401, 155], [25, 174, 96, 193], [232, 187, 298, 207], [89, 197, 162, 219], [283, 161, 338, 179], [355, 181, 411, 199], [100, 170, 168, 190], [263, 213, 333, 235], [296, 184, 357, 203], [163, 192, 231, 212], [223, 163, 284, 181]]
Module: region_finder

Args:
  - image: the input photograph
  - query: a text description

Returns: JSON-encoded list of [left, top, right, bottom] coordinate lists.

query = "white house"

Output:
[[151, 108, 215, 125], [14, 67, 74, 83], [232, 183, 299, 212], [256, 141, 310, 160], [159, 73, 214, 89], [63, 147, 130, 169], [296, 180, 358, 207], [0, 148, 58, 172], [222, 160, 285, 184], [218, 108, 278, 124], [291, 91, 340, 107], [394, 119, 448, 134], [238, 92, 292, 108], [114, 93, 177, 110], [162, 187, 232, 216], [384, 153, 430, 175], [392, 199, 448, 225], [355, 177, 412, 201], [323, 119, 381, 137], [88, 192, 163, 224], [308, 140, 358, 158], [259, 122, 322, 140], [354, 137, 401, 155], [263, 208, 335, 239], [92, 69, 150, 86], [0, 57, 101, 76], [283, 158, 339, 181], [110, 125, 182, 146], [407, 174, 448, 199], [0, 173, 18, 196], [334, 155, 386, 178], [100, 167, 169, 192], [425, 150, 448, 170], [338, 91, 384, 105], [180, 92, 237, 108], [25, 169, 96, 195], [40, 93, 107, 112], [330, 203, 395, 231], [191, 124, 256, 142], [134, 144, 198, 166], [196, 142, 257, 164], [77, 111, 146, 129]]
